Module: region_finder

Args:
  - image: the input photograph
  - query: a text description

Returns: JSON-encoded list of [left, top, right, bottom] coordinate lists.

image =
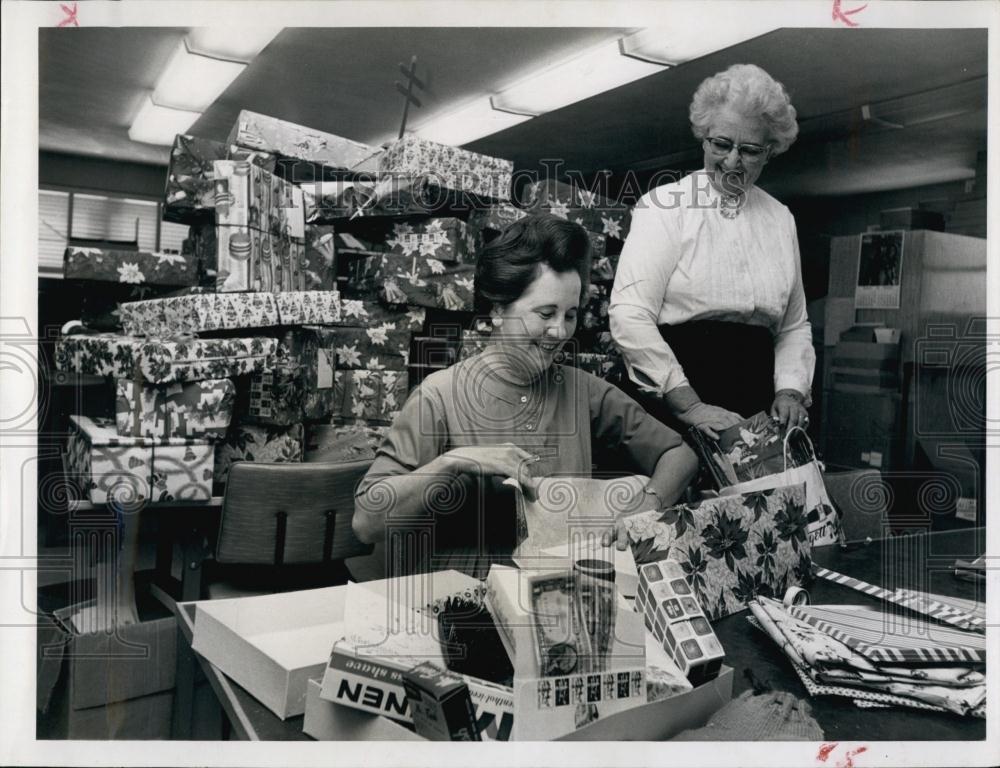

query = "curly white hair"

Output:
[[689, 63, 799, 155]]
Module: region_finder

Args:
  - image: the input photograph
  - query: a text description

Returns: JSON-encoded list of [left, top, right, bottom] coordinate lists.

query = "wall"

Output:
[[40, 150, 166, 198]]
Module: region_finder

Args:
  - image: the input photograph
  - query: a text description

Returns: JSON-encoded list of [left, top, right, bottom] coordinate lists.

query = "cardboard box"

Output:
[[63, 246, 198, 288], [66, 415, 214, 504], [228, 110, 373, 169], [405, 665, 487, 741], [189, 585, 350, 719], [303, 678, 421, 741]]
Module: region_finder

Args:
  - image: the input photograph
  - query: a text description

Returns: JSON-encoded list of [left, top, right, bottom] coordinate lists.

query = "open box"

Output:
[[187, 585, 348, 719]]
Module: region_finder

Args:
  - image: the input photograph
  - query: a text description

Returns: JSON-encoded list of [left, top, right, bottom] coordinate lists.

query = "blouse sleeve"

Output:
[[772, 216, 816, 401], [608, 189, 690, 396], [356, 381, 449, 496], [588, 373, 684, 476]]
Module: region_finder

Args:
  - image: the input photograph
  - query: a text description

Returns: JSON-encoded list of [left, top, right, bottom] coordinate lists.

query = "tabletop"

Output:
[[175, 527, 987, 742]]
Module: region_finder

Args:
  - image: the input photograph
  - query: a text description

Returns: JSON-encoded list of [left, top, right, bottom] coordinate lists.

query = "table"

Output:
[[174, 527, 986, 741]]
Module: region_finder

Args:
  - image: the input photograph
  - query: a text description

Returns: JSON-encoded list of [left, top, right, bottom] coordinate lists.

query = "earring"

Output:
[[492, 315, 503, 328]]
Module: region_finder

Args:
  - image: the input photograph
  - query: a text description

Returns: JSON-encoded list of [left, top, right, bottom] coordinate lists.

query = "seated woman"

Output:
[[352, 213, 698, 577]]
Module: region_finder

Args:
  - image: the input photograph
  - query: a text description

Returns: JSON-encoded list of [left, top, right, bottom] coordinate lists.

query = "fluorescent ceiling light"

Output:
[[621, 21, 779, 65], [153, 39, 247, 112], [128, 95, 200, 146], [187, 27, 283, 62], [414, 97, 532, 146], [491, 39, 666, 116]]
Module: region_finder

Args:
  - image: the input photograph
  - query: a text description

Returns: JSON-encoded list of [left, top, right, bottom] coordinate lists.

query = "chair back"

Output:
[[216, 460, 374, 565]]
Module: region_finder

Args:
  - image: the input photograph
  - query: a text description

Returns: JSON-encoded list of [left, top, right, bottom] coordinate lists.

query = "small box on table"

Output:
[[402, 662, 482, 741], [635, 560, 724, 686]]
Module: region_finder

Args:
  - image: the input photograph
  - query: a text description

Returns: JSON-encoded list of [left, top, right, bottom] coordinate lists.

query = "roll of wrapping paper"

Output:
[[782, 586, 810, 607]]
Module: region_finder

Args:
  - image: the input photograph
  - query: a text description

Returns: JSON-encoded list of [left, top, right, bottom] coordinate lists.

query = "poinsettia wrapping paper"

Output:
[[163, 133, 275, 225], [213, 422, 304, 486], [66, 415, 214, 504], [303, 226, 337, 291], [329, 325, 410, 371], [274, 290, 342, 325], [523, 180, 631, 241], [378, 136, 514, 203], [622, 483, 812, 621], [332, 369, 408, 424], [351, 252, 475, 311], [119, 292, 282, 337], [115, 378, 235, 440], [383, 218, 473, 264], [227, 109, 373, 169], [246, 370, 308, 426], [64, 247, 198, 288], [56, 333, 137, 378], [581, 282, 610, 331], [467, 203, 527, 236], [334, 298, 425, 331]]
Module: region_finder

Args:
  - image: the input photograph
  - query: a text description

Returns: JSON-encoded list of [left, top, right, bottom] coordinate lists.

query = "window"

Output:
[[38, 189, 191, 276]]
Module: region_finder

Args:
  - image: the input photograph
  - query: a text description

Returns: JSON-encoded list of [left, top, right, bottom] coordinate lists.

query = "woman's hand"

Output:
[[439, 443, 541, 500], [771, 389, 809, 429], [675, 401, 743, 440]]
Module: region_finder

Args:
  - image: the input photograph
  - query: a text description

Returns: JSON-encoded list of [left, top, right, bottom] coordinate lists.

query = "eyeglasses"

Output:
[[704, 136, 771, 161]]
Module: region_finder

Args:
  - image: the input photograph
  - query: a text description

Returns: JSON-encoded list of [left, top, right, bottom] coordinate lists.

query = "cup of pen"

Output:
[[574, 558, 616, 672]]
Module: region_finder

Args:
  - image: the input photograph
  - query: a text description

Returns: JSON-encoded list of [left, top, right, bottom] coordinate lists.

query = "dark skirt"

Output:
[[621, 320, 775, 432]]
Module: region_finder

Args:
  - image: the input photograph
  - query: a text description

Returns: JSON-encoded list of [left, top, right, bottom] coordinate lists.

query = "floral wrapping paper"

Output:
[[467, 202, 528, 235], [115, 377, 235, 440], [119, 292, 282, 337], [523, 180, 631, 241], [245, 370, 308, 426], [55, 334, 278, 384], [212, 421, 304, 487], [274, 290, 342, 325], [378, 136, 514, 203], [328, 325, 410, 371], [63, 247, 198, 288], [622, 483, 812, 622], [66, 415, 214, 504], [303, 226, 337, 291], [580, 282, 611, 331], [215, 224, 305, 292], [383, 218, 473, 264], [227, 109, 373, 169], [350, 252, 475, 311], [164, 133, 275, 225], [304, 424, 389, 463], [332, 369, 409, 424], [302, 177, 439, 223], [334, 298, 426, 331]]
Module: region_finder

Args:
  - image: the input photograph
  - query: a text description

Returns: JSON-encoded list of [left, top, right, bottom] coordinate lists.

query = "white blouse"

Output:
[[609, 171, 815, 401]]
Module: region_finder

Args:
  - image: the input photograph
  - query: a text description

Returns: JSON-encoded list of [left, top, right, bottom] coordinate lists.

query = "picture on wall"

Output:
[[855, 230, 904, 309]]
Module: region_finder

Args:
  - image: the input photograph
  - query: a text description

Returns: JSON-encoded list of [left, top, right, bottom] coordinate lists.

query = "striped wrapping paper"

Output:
[[812, 566, 985, 634], [787, 604, 985, 664]]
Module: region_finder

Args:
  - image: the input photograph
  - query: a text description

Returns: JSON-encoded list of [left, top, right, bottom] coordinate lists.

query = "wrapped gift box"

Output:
[[215, 224, 305, 292], [119, 291, 281, 336], [382, 218, 473, 264], [571, 352, 620, 379], [581, 282, 610, 331], [468, 202, 527, 237], [304, 424, 388, 463], [63, 246, 198, 288], [378, 136, 513, 203], [246, 370, 307, 426], [336, 298, 425, 331], [115, 377, 235, 440], [213, 422, 304, 486], [182, 221, 219, 287], [274, 290, 342, 325], [56, 334, 278, 384], [227, 110, 373, 170], [164, 133, 275, 225], [66, 415, 214, 504], [330, 325, 410, 370], [350, 252, 475, 311], [332, 369, 408, 424], [303, 225, 337, 291], [524, 180, 631, 241], [213, 159, 305, 239], [302, 178, 437, 223]]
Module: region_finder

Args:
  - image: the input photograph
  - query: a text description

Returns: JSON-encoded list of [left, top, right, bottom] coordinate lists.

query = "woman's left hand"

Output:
[[771, 389, 809, 429]]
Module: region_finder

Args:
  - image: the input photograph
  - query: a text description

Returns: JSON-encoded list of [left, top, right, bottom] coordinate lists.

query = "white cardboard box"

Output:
[[303, 678, 422, 741], [188, 585, 348, 719]]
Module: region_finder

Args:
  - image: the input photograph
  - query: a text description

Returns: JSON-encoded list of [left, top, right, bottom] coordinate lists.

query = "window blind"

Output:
[[38, 190, 71, 271], [71, 193, 158, 251], [158, 218, 189, 254]]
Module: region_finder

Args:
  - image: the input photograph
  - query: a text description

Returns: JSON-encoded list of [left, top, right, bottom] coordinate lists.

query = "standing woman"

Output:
[[609, 64, 814, 439]]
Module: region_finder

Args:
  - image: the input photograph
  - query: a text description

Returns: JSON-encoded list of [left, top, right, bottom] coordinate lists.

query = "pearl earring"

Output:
[[492, 316, 503, 327]]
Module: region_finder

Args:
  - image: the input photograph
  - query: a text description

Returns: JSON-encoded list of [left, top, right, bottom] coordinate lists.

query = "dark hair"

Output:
[[474, 213, 592, 315]]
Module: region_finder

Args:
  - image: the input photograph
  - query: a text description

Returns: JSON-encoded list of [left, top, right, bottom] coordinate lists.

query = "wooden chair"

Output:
[[204, 460, 375, 599]]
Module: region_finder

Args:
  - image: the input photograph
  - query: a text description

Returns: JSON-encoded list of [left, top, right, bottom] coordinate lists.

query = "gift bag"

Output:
[[720, 427, 843, 548]]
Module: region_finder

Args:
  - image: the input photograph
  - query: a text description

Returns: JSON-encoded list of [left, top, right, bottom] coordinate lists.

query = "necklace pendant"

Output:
[[719, 195, 743, 219]]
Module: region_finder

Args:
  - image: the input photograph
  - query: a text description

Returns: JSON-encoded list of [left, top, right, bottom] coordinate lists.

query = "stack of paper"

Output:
[[747, 595, 985, 718]]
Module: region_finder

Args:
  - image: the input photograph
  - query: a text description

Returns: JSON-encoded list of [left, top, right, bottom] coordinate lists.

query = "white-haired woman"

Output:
[[609, 63, 814, 439]]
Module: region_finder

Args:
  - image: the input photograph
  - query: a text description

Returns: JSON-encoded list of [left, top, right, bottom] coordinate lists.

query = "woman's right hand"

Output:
[[675, 402, 743, 440], [439, 443, 541, 500]]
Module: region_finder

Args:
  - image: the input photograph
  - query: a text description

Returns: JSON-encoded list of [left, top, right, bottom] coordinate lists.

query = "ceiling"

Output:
[[39, 26, 987, 198]]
